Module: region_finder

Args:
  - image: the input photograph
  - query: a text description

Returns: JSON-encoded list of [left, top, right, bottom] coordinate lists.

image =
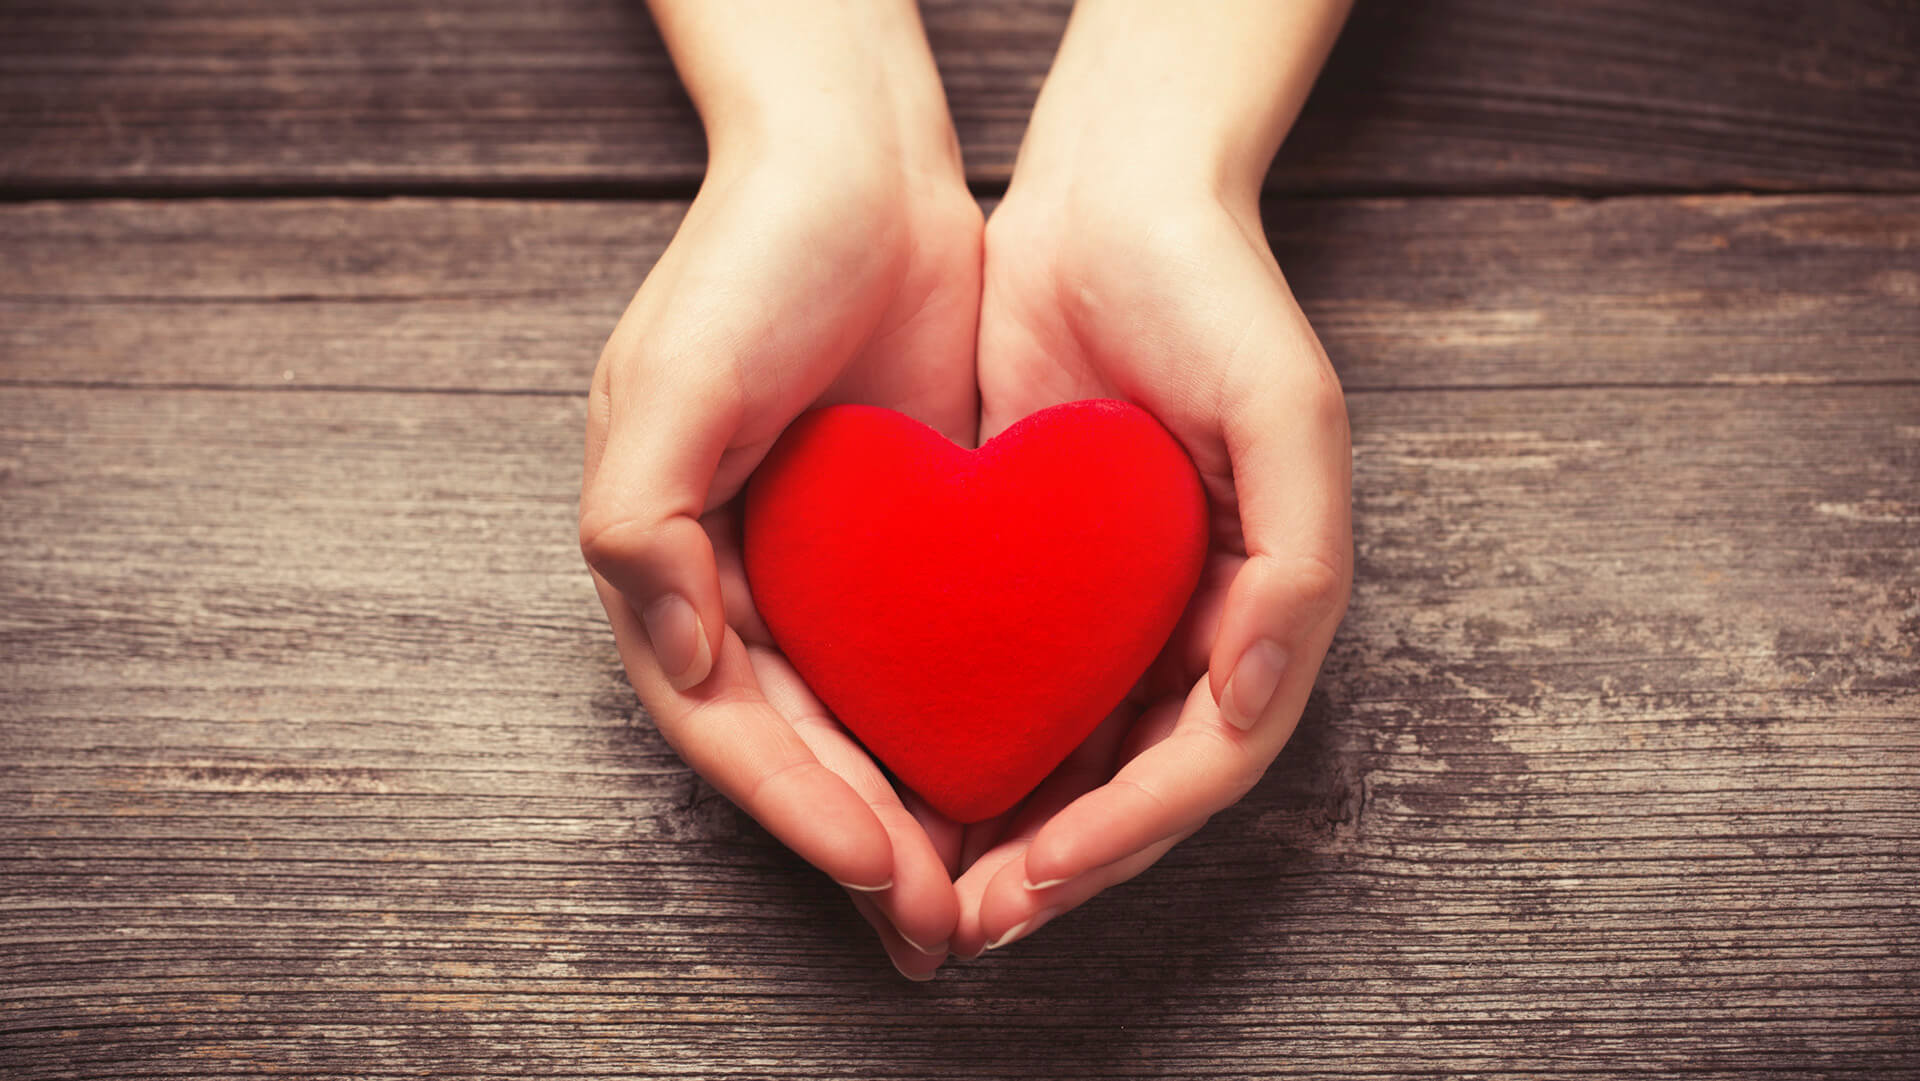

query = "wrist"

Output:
[[1009, 97, 1256, 223], [651, 2, 964, 193], [1000, 91, 1254, 247], [705, 70, 961, 189], [1006, 0, 1351, 215], [706, 95, 965, 205]]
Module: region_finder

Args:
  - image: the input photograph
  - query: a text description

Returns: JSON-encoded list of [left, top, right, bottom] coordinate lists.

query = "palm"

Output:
[[698, 198, 981, 896], [708, 185, 982, 956], [697, 184, 983, 638], [650, 168, 983, 507], [950, 195, 1349, 952], [977, 210, 1263, 700], [584, 166, 983, 976]]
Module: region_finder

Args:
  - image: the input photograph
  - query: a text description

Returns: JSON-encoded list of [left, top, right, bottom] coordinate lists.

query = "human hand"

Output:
[[949, 0, 1355, 956], [581, 1, 979, 979]]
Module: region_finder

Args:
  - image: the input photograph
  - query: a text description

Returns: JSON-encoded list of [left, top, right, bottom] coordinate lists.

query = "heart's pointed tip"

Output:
[[900, 777, 1023, 826]]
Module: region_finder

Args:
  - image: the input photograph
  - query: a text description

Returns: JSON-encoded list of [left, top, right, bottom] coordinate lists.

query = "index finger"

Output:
[[594, 573, 895, 891], [1013, 677, 1281, 892]]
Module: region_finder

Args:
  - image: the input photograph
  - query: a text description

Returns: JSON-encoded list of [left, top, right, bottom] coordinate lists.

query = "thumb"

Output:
[[1207, 356, 1353, 739], [579, 360, 736, 692]]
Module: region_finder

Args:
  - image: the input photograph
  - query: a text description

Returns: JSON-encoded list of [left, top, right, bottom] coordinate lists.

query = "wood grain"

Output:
[[6, 0, 1917, 1074], [3, 0, 1916, 194], [5, 194, 1917, 394], [3, 383, 1916, 1078]]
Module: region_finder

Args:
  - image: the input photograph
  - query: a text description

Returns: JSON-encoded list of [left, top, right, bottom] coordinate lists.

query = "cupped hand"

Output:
[[579, 147, 979, 978], [950, 180, 1354, 956]]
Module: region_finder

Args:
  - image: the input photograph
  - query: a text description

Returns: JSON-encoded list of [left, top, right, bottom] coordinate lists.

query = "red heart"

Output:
[[742, 400, 1208, 823]]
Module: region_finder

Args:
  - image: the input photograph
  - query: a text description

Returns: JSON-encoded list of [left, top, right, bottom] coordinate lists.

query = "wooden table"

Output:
[[4, 3, 1917, 1077]]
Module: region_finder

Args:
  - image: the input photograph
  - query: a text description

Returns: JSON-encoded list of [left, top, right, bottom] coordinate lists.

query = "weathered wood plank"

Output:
[[4, 194, 1917, 393], [2, 384, 1916, 1077], [2, 0, 1916, 194]]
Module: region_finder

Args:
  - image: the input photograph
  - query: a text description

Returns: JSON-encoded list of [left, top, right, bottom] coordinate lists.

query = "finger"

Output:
[[1019, 678, 1283, 891], [950, 819, 1035, 960], [702, 503, 774, 648], [847, 890, 945, 983], [751, 647, 960, 957], [1019, 696, 1188, 889], [1208, 326, 1352, 731], [595, 574, 894, 891], [1149, 549, 1241, 697], [976, 827, 1199, 953], [948, 705, 1136, 959], [579, 351, 738, 692], [1113, 695, 1187, 779], [901, 787, 965, 880]]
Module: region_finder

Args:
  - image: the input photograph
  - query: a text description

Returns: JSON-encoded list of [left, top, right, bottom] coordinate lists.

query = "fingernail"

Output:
[[985, 919, 1032, 951], [641, 594, 711, 691], [1023, 875, 1070, 891], [1222, 639, 1288, 731], [899, 932, 948, 957], [891, 955, 938, 982], [986, 907, 1061, 951], [835, 877, 893, 894]]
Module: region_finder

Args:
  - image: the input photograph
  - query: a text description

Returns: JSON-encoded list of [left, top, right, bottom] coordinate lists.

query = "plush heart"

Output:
[[742, 399, 1208, 823]]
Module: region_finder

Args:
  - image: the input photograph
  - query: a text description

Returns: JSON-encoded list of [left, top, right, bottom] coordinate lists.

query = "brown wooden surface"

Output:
[[5, 194, 1917, 393], [3, 381, 1917, 1077], [3, 0, 1918, 194], [5, 0, 1920, 1077]]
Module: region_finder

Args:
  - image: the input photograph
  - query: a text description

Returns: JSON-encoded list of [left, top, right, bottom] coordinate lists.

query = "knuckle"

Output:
[[1283, 360, 1350, 437], [740, 755, 824, 813], [577, 511, 656, 574], [675, 685, 763, 731], [1289, 550, 1351, 607], [1262, 550, 1351, 634], [1112, 776, 1177, 821], [595, 316, 644, 387], [1220, 762, 1261, 806], [1222, 747, 1271, 805], [1194, 728, 1266, 807]]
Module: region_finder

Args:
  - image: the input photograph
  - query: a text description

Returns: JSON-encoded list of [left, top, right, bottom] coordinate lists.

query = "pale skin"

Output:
[[580, 0, 1354, 979]]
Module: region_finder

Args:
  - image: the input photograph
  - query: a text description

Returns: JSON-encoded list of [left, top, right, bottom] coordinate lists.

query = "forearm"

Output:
[[1013, 0, 1352, 207], [646, 0, 962, 182]]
